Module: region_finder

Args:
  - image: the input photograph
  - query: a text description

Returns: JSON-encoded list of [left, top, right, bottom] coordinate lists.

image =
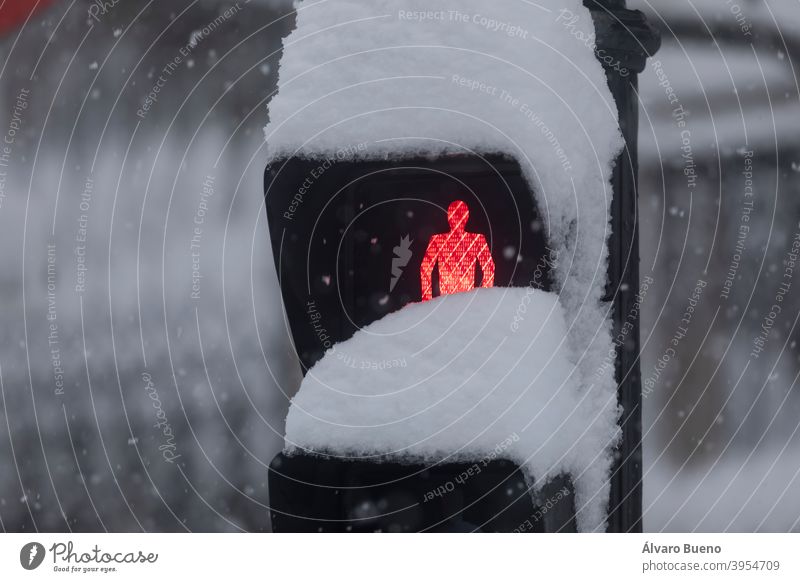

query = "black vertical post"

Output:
[[585, 0, 660, 532]]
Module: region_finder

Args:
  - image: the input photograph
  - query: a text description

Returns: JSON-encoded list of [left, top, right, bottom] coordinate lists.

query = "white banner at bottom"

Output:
[[0, 533, 797, 580]]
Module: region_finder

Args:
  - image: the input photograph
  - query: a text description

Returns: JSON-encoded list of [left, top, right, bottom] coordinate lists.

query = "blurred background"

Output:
[[0, 0, 798, 532]]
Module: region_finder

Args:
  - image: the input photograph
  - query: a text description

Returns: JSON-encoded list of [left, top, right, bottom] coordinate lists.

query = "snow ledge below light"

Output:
[[285, 287, 620, 531]]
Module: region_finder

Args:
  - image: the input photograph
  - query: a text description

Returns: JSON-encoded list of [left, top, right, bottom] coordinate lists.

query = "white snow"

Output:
[[268, 0, 625, 530], [286, 288, 620, 531]]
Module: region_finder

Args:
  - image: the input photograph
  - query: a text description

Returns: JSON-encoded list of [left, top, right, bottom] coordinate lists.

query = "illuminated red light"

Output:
[[420, 200, 495, 301]]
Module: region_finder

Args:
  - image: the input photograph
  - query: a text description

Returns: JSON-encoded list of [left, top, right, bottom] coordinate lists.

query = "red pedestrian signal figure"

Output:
[[421, 200, 495, 301]]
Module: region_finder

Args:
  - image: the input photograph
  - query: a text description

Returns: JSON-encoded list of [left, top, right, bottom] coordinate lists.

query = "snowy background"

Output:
[[0, 0, 799, 532]]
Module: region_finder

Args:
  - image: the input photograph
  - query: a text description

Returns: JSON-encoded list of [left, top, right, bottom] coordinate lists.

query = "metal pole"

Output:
[[584, 0, 660, 532]]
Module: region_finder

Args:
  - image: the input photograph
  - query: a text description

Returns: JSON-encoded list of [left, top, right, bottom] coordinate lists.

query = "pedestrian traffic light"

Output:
[[264, 0, 659, 532]]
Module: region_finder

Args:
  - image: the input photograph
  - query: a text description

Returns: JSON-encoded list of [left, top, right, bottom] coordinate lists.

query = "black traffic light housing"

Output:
[[269, 456, 576, 533], [265, 154, 566, 533]]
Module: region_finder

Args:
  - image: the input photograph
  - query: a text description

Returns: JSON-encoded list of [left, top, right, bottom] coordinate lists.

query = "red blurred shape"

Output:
[[421, 200, 495, 301], [0, 0, 56, 37]]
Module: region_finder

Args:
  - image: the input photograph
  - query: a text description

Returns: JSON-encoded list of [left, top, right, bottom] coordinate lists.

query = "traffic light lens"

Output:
[[265, 155, 551, 369], [421, 200, 495, 301]]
